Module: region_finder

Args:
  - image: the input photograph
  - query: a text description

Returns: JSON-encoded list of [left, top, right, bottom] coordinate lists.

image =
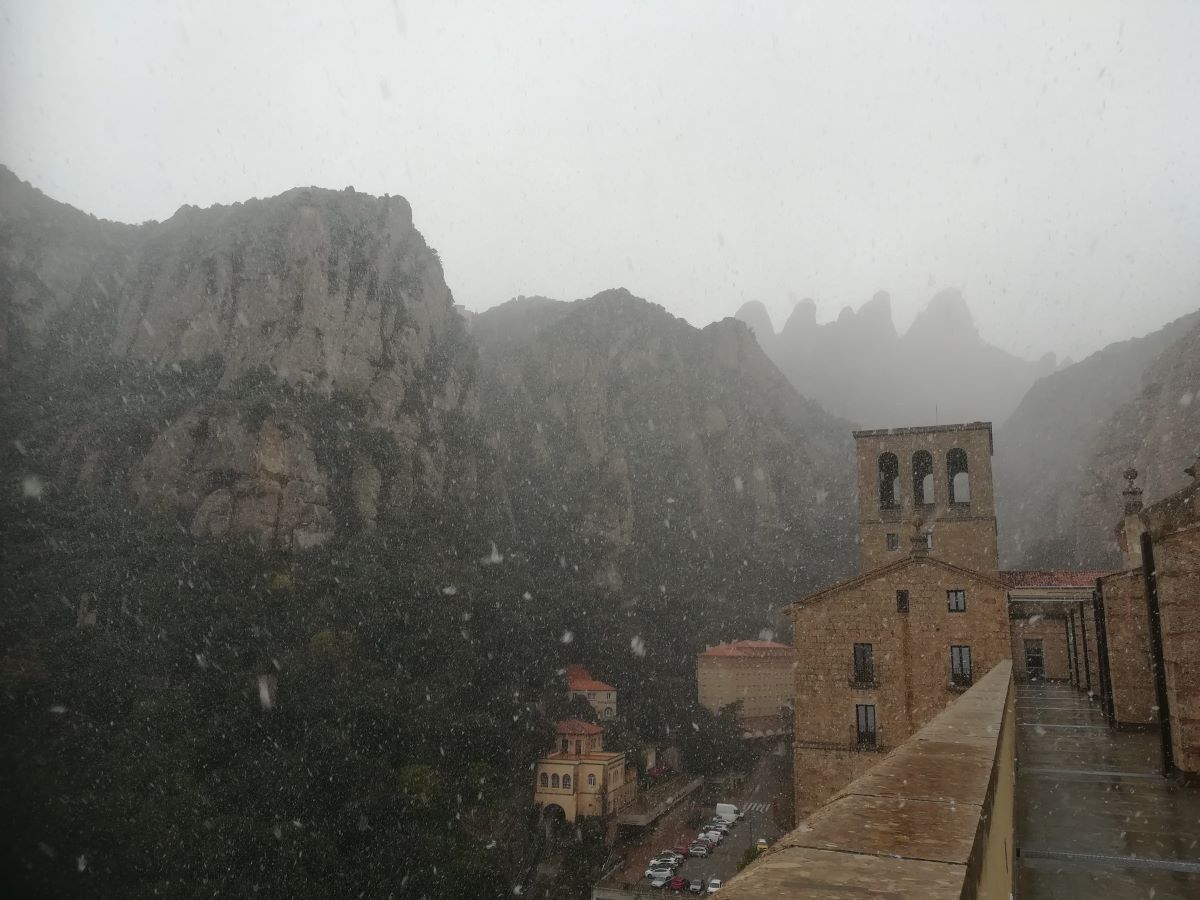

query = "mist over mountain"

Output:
[[996, 309, 1200, 568], [735, 290, 1057, 428]]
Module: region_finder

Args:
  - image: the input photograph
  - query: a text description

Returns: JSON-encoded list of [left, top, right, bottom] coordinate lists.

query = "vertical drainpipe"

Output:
[[1139, 531, 1175, 777], [1093, 581, 1115, 722], [1078, 600, 1092, 695]]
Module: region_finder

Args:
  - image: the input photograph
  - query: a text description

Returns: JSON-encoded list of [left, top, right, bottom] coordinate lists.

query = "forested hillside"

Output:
[[0, 170, 852, 897]]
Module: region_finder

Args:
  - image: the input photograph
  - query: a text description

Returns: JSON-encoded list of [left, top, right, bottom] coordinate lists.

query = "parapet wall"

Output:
[[721, 660, 1014, 899]]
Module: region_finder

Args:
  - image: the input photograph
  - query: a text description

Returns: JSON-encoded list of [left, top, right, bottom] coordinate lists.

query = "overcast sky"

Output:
[[3, 1, 1199, 361]]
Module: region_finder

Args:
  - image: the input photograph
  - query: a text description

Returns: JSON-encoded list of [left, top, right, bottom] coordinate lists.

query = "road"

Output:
[[667, 802, 780, 890]]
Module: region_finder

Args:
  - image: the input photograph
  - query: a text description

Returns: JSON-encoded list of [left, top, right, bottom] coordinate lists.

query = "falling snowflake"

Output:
[[758, 628, 776, 642], [441, 585, 458, 596], [22, 475, 44, 499], [733, 475, 744, 494], [49, 705, 67, 714], [480, 542, 504, 565], [77, 855, 87, 872], [630, 636, 646, 657], [560, 630, 574, 644]]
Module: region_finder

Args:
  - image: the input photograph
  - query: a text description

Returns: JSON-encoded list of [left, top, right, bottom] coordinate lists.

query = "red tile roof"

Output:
[[555, 718, 603, 735], [565, 664, 616, 692], [1000, 570, 1111, 589], [699, 640, 795, 658]]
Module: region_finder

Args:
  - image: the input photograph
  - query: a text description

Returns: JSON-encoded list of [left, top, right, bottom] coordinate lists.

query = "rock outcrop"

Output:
[[1, 167, 478, 548]]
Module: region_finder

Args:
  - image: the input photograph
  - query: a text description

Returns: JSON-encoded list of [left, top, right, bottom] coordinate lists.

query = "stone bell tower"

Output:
[[853, 422, 999, 574]]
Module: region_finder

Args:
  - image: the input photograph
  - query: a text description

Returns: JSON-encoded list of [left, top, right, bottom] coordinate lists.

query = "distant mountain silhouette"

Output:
[[735, 290, 1057, 428]]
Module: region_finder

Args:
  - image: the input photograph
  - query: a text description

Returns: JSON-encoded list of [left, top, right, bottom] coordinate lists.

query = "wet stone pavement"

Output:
[[1015, 682, 1200, 898]]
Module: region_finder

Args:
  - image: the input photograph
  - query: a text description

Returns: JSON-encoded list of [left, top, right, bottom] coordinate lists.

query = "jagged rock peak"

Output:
[[907, 288, 978, 340], [734, 300, 777, 342], [780, 297, 817, 337]]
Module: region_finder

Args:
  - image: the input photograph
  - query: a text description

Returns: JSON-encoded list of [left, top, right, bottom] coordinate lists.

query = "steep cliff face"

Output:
[[995, 310, 1200, 567], [475, 290, 858, 599], [735, 289, 1056, 427], [1, 168, 478, 548]]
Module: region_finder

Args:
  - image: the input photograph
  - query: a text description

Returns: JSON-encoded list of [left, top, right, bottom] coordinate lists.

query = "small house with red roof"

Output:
[[565, 664, 618, 719]]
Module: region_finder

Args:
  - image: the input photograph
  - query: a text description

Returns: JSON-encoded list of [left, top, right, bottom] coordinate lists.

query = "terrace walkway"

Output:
[[1015, 681, 1200, 897]]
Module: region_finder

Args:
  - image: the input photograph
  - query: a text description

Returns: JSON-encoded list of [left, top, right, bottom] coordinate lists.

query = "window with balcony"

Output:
[[855, 704, 877, 748], [562, 774, 572, 790], [551, 773, 560, 788], [587, 774, 596, 788], [852, 643, 875, 686], [947, 589, 966, 612], [951, 645, 973, 687], [539, 772, 548, 788]]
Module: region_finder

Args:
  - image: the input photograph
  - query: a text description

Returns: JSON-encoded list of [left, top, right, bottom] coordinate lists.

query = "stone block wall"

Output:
[[1158, 523, 1200, 773], [1099, 570, 1157, 727]]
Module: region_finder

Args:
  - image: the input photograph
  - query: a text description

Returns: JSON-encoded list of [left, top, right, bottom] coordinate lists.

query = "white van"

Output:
[[714, 802, 742, 821]]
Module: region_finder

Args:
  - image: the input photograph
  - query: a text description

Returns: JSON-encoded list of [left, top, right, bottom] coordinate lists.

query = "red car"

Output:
[[674, 844, 692, 858], [669, 876, 688, 891]]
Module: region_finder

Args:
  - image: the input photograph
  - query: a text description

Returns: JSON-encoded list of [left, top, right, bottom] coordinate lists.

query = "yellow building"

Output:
[[533, 719, 638, 823], [565, 664, 618, 719], [696, 640, 797, 736]]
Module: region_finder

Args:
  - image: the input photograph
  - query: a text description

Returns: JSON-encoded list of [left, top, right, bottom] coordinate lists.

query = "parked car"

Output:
[[714, 803, 743, 821], [669, 876, 688, 891], [649, 873, 671, 888], [688, 879, 704, 894], [688, 843, 709, 857], [650, 854, 680, 867], [647, 865, 675, 879], [674, 844, 692, 858], [699, 830, 723, 844], [707, 878, 722, 894], [755, 837, 769, 853], [706, 822, 731, 835], [655, 851, 684, 864]]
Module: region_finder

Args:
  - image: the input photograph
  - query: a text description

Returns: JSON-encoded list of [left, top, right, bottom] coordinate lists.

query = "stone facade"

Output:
[[787, 554, 1010, 816], [1008, 608, 1073, 682], [854, 423, 998, 574]]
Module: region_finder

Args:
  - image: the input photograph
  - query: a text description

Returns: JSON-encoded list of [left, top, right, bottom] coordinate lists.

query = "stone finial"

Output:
[[910, 528, 930, 557], [1122, 467, 1143, 515]]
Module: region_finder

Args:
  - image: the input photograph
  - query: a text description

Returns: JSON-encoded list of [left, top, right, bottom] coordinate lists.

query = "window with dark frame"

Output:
[[852, 643, 875, 685], [855, 704, 877, 748], [896, 589, 909, 613], [886, 532, 899, 551], [947, 589, 966, 612], [951, 645, 973, 686]]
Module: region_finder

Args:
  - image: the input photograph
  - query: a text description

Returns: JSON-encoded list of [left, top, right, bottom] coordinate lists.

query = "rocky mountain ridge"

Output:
[[996, 309, 1200, 567], [2, 166, 479, 551]]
